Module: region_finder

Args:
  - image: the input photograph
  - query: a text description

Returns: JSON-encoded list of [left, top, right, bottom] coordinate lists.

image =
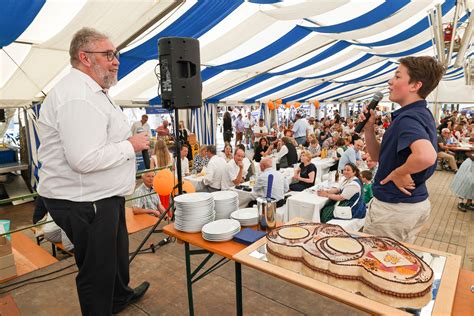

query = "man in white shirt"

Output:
[[37, 28, 150, 315], [251, 158, 289, 207], [253, 118, 268, 149], [338, 139, 364, 171], [222, 148, 246, 190], [131, 114, 151, 169], [292, 113, 310, 145], [202, 145, 227, 192], [131, 114, 151, 136], [175, 144, 190, 178]]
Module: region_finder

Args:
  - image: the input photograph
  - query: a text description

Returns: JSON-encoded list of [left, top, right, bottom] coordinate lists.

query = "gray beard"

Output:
[[92, 63, 117, 89]]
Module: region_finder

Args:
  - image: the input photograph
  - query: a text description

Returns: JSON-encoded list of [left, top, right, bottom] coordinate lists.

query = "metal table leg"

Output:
[[235, 262, 243, 316], [185, 242, 194, 316]]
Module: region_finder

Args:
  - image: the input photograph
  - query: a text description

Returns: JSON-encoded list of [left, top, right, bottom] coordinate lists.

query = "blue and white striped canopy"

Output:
[[1, 0, 473, 106]]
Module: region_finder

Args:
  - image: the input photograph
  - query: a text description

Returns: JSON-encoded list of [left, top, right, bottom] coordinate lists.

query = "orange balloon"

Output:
[[172, 180, 196, 195], [294, 102, 301, 108], [276, 99, 282, 105], [153, 169, 175, 196], [285, 102, 291, 109], [314, 100, 320, 109], [182, 180, 196, 193], [267, 101, 275, 111]]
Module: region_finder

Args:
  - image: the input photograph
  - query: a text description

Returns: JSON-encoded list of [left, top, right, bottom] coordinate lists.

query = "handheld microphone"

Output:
[[354, 91, 384, 134]]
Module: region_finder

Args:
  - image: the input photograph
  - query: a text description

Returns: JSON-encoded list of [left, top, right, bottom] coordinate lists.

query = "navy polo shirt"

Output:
[[373, 100, 438, 203]]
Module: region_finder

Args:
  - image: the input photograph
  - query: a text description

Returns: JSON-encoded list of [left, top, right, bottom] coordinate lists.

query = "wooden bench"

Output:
[[0, 232, 58, 283]]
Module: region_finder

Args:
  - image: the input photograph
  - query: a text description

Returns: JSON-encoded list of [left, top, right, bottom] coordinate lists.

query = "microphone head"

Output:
[[373, 91, 384, 102]]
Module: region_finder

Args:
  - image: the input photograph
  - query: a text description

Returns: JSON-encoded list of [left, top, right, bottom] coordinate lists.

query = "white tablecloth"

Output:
[[184, 175, 206, 192], [285, 189, 328, 223], [231, 168, 295, 208], [230, 181, 257, 208], [311, 158, 336, 182]]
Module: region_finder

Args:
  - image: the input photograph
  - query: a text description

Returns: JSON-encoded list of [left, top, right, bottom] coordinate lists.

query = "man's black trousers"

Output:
[[44, 196, 134, 315]]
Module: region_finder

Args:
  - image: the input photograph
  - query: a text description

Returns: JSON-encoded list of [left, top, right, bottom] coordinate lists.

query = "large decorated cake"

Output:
[[266, 223, 434, 308]]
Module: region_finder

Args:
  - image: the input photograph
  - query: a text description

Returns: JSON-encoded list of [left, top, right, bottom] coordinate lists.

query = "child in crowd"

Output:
[[307, 139, 321, 157], [360, 170, 373, 204]]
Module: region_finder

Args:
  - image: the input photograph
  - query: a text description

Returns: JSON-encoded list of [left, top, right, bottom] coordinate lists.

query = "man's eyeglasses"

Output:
[[83, 50, 120, 61]]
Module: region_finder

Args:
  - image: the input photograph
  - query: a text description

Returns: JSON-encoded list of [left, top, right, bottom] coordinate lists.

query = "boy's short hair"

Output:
[[360, 170, 373, 181], [310, 139, 317, 145], [398, 56, 445, 98]]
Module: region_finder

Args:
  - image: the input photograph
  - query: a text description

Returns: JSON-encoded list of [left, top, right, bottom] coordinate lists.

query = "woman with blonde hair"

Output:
[[150, 138, 174, 210], [290, 150, 317, 191], [150, 138, 173, 170]]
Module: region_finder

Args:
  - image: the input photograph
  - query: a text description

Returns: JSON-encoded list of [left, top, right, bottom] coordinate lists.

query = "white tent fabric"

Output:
[[1, 0, 473, 108], [188, 103, 217, 145]]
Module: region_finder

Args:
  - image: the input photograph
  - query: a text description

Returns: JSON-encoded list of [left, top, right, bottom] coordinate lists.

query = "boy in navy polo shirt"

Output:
[[361, 56, 445, 243]]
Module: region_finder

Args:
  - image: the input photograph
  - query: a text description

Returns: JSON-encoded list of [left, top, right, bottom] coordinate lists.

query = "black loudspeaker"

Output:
[[158, 37, 202, 109], [0, 109, 5, 123]]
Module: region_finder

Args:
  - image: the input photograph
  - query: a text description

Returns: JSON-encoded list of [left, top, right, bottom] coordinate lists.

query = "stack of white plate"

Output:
[[230, 208, 258, 226], [174, 192, 215, 233], [211, 191, 239, 220], [202, 219, 241, 242]]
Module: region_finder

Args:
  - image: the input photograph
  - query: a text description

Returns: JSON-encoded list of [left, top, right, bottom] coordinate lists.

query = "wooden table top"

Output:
[[163, 223, 248, 259], [0, 232, 58, 283], [125, 207, 159, 234], [452, 269, 474, 315]]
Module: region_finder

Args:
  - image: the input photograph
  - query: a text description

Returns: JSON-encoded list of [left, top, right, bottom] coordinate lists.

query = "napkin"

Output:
[[233, 228, 266, 245]]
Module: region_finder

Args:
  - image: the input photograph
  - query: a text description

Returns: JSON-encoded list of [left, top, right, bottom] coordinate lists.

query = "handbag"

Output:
[[333, 193, 360, 220]]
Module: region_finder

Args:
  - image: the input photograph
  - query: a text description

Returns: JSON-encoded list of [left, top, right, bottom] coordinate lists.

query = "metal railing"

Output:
[[0, 165, 174, 236]]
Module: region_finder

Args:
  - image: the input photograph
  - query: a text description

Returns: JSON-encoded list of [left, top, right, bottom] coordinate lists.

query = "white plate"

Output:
[[201, 219, 241, 235], [174, 192, 213, 203], [211, 191, 238, 201], [202, 235, 235, 242], [203, 229, 240, 239], [231, 208, 258, 220]]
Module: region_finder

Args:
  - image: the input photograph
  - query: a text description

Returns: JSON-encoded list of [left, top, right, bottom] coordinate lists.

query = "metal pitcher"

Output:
[[256, 197, 276, 232]]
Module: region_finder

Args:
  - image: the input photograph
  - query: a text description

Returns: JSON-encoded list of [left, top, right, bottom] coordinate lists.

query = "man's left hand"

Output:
[[380, 169, 415, 196]]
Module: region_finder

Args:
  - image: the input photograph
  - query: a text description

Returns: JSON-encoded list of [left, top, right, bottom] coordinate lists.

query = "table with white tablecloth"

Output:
[[183, 175, 206, 192], [310, 157, 336, 182], [284, 189, 328, 223], [230, 181, 256, 208], [231, 168, 295, 208]]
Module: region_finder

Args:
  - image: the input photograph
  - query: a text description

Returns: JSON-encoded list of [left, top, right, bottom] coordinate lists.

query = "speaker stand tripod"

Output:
[[129, 108, 183, 263]]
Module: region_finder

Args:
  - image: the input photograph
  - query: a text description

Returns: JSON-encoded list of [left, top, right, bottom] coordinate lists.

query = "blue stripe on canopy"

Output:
[[244, 78, 307, 103], [0, 0, 46, 48], [335, 61, 394, 84], [201, 67, 224, 81], [118, 0, 243, 80], [305, 54, 373, 79], [376, 40, 432, 58], [324, 85, 383, 101], [443, 74, 464, 81], [214, 26, 311, 70], [353, 0, 455, 47], [304, 0, 410, 34], [298, 83, 344, 101], [149, 96, 161, 105], [445, 67, 464, 75], [206, 73, 273, 103], [271, 41, 351, 75], [282, 81, 332, 103]]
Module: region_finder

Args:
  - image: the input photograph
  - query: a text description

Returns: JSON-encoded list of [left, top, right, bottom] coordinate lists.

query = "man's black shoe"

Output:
[[113, 282, 150, 314]]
